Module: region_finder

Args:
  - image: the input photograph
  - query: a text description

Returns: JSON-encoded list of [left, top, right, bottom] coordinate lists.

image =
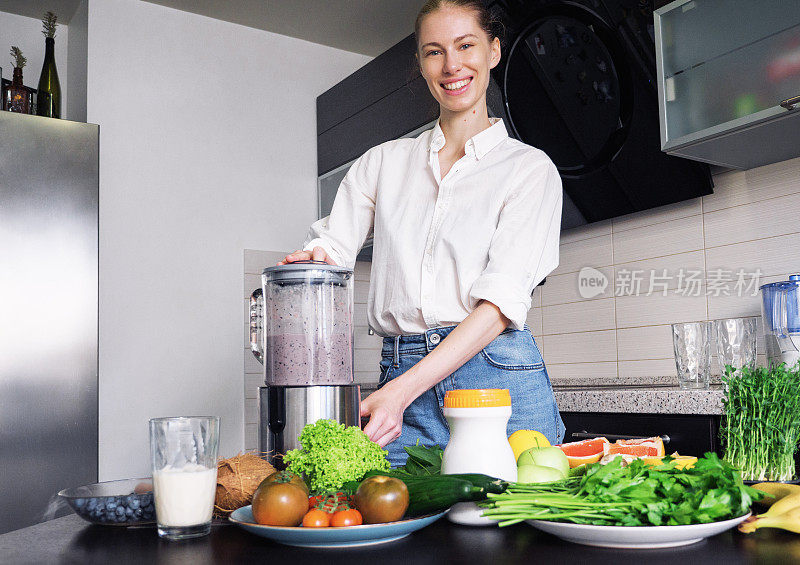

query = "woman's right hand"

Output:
[[277, 246, 337, 266]]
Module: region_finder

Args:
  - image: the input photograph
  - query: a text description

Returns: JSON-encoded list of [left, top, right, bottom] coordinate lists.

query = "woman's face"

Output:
[[417, 6, 501, 116]]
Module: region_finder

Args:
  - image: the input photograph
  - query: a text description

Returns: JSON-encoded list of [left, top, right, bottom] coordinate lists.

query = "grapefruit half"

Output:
[[558, 437, 610, 468]]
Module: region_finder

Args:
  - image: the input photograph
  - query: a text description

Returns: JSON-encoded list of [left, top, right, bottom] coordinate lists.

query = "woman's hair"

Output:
[[414, 0, 502, 46]]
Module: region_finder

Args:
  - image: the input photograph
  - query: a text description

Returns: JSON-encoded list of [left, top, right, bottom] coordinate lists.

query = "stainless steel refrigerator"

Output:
[[0, 112, 98, 534]]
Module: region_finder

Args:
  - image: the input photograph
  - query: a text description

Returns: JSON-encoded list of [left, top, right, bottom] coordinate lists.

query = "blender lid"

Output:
[[759, 274, 800, 290], [263, 261, 352, 284]]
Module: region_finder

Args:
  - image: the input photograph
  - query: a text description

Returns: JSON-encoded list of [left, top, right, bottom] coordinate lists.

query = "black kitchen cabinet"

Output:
[[560, 412, 722, 456], [317, 35, 438, 176]]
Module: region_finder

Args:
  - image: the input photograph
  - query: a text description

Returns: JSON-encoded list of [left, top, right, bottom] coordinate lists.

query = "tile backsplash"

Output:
[[241, 155, 800, 448], [536, 155, 800, 382]]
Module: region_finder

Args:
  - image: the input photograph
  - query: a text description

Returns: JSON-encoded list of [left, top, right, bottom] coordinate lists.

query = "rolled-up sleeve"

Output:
[[468, 153, 562, 329], [303, 147, 380, 268]]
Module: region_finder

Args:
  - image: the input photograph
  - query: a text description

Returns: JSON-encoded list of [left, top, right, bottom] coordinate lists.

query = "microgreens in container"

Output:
[[720, 363, 800, 482]]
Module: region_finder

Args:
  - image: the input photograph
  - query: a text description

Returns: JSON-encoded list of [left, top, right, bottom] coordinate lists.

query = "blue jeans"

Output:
[[378, 325, 565, 467]]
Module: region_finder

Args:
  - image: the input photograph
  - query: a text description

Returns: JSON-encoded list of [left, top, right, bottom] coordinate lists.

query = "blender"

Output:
[[250, 261, 360, 466], [760, 274, 800, 368]]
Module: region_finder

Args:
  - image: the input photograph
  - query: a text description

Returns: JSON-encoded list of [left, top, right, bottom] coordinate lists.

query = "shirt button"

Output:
[[429, 333, 441, 344]]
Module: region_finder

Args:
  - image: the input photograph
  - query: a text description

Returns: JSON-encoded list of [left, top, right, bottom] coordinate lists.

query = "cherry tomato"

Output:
[[302, 508, 331, 528], [315, 492, 352, 513], [251, 482, 308, 526], [330, 508, 363, 527], [354, 476, 410, 524]]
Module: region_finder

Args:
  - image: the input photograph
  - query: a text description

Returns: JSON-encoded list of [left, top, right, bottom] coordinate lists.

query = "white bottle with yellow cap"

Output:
[[441, 389, 517, 526]]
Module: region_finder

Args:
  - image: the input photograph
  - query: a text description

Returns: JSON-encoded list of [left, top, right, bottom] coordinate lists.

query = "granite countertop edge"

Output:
[[359, 376, 725, 415]]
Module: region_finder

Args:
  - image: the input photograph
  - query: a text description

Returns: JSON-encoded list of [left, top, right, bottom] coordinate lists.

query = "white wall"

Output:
[[87, 0, 371, 480], [0, 9, 69, 117], [66, 0, 86, 122]]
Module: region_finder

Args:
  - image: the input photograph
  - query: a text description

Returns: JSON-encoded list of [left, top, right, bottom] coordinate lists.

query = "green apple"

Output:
[[517, 446, 570, 477], [517, 464, 565, 483]]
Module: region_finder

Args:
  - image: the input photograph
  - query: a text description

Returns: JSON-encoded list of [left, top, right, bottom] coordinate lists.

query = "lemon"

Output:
[[508, 430, 551, 461], [642, 455, 698, 469]]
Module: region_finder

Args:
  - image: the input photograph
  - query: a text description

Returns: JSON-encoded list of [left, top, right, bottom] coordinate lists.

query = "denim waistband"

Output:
[[381, 325, 525, 365]]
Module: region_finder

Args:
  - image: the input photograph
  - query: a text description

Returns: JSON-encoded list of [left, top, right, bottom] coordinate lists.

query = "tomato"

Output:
[[302, 508, 331, 528], [354, 476, 410, 524], [251, 482, 308, 526], [330, 508, 362, 527], [313, 492, 352, 513], [260, 470, 309, 495]]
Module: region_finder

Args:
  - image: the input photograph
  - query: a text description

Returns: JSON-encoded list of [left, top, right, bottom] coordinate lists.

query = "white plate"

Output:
[[526, 512, 751, 549]]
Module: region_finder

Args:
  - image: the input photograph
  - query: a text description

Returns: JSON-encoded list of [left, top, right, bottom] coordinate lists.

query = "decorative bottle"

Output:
[[7, 46, 29, 114]]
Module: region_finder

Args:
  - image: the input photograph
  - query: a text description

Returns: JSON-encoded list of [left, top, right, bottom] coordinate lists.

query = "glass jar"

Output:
[[251, 261, 354, 386]]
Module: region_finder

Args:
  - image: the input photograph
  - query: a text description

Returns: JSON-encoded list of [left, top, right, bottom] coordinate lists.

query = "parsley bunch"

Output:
[[481, 453, 762, 527], [283, 419, 390, 493]]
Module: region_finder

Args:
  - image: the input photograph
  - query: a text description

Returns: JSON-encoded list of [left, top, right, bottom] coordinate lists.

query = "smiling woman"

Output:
[[281, 0, 565, 467]]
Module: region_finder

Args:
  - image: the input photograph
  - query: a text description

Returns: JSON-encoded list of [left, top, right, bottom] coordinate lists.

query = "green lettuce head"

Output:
[[283, 419, 390, 492]]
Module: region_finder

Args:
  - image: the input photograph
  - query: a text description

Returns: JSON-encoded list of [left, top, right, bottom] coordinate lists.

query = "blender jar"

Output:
[[250, 261, 354, 386], [760, 275, 800, 368]]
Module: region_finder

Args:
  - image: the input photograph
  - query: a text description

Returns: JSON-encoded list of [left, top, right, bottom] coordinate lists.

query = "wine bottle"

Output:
[[36, 36, 61, 118]]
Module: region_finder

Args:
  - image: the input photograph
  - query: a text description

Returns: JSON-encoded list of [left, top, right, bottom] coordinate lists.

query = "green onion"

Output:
[[721, 363, 800, 482], [479, 454, 761, 526]]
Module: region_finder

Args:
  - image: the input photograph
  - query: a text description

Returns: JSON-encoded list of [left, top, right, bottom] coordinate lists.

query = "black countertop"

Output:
[[1, 514, 798, 565]]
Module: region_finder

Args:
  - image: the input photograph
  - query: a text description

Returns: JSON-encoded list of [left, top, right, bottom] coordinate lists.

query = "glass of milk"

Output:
[[149, 416, 219, 540]]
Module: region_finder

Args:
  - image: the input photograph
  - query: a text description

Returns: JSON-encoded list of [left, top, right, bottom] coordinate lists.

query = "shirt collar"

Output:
[[428, 118, 508, 160]]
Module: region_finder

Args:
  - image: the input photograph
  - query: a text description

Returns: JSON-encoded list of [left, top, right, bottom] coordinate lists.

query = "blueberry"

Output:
[[129, 498, 140, 510], [116, 506, 125, 516], [134, 509, 142, 517], [117, 515, 127, 522], [87, 499, 97, 511], [107, 501, 116, 510], [144, 503, 154, 512], [74, 498, 86, 508], [141, 493, 153, 506]]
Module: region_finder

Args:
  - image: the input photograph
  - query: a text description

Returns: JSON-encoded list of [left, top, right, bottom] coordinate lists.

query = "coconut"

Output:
[[214, 452, 275, 516]]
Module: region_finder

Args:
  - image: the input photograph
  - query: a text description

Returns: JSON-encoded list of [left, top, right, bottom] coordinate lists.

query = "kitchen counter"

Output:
[[1, 513, 796, 564], [553, 385, 725, 415]]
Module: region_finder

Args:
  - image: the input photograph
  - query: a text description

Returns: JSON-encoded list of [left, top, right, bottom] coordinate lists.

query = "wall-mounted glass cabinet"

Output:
[[654, 0, 800, 169]]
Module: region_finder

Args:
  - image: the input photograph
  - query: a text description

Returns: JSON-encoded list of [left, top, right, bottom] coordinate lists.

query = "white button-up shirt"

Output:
[[304, 118, 562, 337]]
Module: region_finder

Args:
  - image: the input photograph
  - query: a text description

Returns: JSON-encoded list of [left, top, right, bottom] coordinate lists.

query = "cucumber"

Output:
[[403, 476, 484, 516], [359, 470, 507, 515], [444, 473, 508, 494], [362, 469, 507, 494]]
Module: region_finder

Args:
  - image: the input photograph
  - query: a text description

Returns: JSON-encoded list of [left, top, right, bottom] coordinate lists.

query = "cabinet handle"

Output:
[[780, 95, 800, 111], [571, 431, 671, 444]]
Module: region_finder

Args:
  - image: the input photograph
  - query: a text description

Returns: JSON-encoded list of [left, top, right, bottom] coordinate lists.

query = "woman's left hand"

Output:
[[360, 379, 409, 447]]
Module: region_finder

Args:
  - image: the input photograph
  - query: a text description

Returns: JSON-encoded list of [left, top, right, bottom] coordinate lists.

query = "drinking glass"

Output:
[[149, 416, 219, 540], [714, 317, 757, 375], [672, 322, 713, 389]]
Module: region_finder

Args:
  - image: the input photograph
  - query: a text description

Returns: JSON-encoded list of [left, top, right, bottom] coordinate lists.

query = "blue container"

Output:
[[760, 274, 800, 337]]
